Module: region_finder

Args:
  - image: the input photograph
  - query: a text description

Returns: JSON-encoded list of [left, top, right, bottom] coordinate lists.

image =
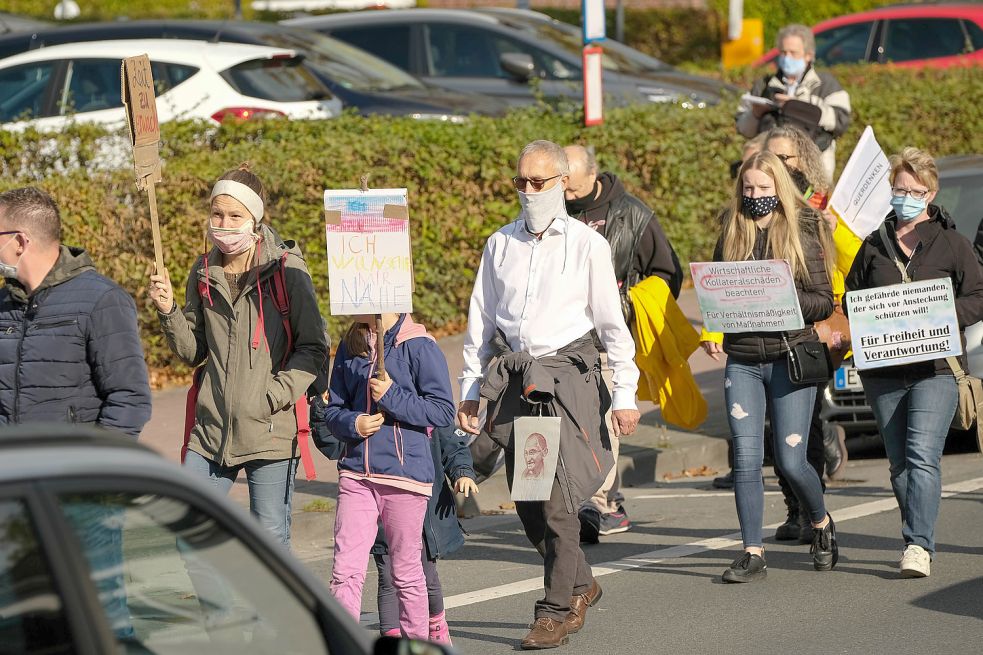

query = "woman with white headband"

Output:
[[149, 164, 327, 552]]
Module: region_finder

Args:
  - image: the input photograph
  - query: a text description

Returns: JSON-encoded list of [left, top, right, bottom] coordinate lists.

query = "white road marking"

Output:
[[632, 491, 784, 500], [433, 476, 983, 612]]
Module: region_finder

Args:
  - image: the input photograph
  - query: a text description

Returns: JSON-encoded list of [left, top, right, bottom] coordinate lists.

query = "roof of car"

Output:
[[815, 2, 983, 29], [0, 38, 297, 69], [938, 154, 983, 176], [283, 8, 507, 28]]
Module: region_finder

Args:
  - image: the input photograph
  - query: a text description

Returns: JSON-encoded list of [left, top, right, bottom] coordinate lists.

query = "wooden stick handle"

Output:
[[146, 182, 165, 275], [375, 314, 387, 380]]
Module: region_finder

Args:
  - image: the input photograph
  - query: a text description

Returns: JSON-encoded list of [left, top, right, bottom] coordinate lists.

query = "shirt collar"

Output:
[[517, 215, 569, 240]]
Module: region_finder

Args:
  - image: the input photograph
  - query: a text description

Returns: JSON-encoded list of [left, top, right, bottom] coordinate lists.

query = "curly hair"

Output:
[[765, 125, 831, 195]]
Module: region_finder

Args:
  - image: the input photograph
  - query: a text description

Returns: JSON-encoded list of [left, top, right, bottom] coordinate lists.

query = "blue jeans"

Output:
[[183, 450, 298, 547], [862, 373, 957, 555], [725, 357, 827, 548]]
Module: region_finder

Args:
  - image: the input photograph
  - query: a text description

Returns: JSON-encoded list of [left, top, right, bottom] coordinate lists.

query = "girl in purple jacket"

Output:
[[323, 312, 455, 639]]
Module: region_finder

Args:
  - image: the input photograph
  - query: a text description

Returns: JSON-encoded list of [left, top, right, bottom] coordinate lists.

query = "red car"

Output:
[[754, 3, 983, 68]]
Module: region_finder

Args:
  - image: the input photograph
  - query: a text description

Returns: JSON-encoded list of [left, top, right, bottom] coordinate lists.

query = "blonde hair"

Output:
[[889, 147, 939, 192], [765, 125, 831, 195], [722, 151, 833, 285]]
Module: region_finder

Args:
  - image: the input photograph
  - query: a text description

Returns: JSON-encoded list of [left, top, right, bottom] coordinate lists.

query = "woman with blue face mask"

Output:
[[845, 147, 983, 579]]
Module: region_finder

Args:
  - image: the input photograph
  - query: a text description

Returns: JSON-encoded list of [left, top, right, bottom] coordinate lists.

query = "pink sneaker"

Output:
[[428, 612, 452, 645], [381, 628, 401, 638]]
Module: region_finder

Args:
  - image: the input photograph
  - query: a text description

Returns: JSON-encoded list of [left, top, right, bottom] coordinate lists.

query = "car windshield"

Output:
[[506, 17, 669, 73], [240, 27, 423, 91]]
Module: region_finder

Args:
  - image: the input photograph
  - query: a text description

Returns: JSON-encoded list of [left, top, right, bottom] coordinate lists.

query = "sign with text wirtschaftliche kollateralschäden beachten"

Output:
[[324, 189, 413, 316], [846, 277, 961, 370], [690, 259, 804, 332]]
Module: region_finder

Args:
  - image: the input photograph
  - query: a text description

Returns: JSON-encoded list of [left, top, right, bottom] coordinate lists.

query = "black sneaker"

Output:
[[811, 514, 839, 571], [598, 506, 632, 536], [712, 470, 734, 489], [722, 552, 768, 583], [775, 505, 801, 541], [579, 507, 601, 544], [823, 423, 848, 479]]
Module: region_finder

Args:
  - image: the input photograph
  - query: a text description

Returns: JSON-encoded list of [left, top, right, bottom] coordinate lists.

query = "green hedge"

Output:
[[1, 66, 981, 382], [537, 7, 722, 66]]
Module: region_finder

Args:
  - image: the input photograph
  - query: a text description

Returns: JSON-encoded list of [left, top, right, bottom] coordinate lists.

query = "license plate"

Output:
[[833, 365, 862, 391]]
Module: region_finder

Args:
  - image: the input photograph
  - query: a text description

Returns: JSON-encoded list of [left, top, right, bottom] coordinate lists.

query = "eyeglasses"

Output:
[[512, 174, 562, 192], [0, 231, 21, 237], [891, 187, 930, 200], [774, 153, 797, 163]]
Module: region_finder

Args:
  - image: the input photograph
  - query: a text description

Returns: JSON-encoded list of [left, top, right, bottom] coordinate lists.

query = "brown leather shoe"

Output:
[[520, 617, 570, 649], [564, 579, 603, 633]]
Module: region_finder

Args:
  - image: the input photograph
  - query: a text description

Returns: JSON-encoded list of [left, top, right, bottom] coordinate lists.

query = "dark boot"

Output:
[[775, 502, 801, 541], [811, 514, 839, 571]]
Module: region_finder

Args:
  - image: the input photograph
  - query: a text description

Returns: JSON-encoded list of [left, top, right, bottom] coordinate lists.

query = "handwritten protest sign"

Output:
[[690, 259, 803, 332], [324, 188, 413, 316], [121, 54, 164, 273], [846, 278, 961, 370], [829, 126, 892, 240]]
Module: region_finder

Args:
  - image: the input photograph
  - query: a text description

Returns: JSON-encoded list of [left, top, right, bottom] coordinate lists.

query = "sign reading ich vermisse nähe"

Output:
[[846, 277, 961, 370], [690, 259, 804, 333]]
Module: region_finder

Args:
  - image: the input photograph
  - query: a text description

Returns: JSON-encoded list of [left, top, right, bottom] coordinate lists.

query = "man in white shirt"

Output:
[[458, 140, 640, 649]]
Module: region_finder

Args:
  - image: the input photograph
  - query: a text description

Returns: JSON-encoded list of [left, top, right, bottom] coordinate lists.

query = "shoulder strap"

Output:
[[877, 222, 911, 283], [270, 252, 293, 365]]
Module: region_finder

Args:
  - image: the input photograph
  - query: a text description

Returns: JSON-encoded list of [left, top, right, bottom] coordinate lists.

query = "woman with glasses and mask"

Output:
[[845, 147, 983, 578], [702, 151, 837, 583]]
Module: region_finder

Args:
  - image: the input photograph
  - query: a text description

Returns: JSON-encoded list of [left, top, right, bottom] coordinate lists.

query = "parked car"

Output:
[[283, 8, 736, 108], [754, 3, 983, 68], [0, 424, 451, 655], [0, 20, 506, 119], [0, 39, 341, 131], [823, 154, 983, 450]]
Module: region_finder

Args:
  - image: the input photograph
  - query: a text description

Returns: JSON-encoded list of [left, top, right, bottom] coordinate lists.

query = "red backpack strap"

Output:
[[270, 252, 317, 480], [294, 395, 316, 481], [182, 366, 206, 463]]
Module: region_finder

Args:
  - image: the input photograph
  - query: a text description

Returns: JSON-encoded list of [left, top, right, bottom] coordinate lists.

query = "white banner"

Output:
[[846, 278, 961, 370], [829, 126, 893, 239], [690, 259, 804, 332]]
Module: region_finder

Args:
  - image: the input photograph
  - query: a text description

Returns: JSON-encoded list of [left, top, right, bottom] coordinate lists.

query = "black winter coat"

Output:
[[715, 211, 834, 363], [846, 206, 983, 379], [0, 246, 151, 437], [311, 398, 474, 560]]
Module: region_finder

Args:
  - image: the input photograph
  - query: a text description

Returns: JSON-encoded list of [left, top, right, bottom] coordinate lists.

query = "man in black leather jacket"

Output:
[[563, 144, 682, 542]]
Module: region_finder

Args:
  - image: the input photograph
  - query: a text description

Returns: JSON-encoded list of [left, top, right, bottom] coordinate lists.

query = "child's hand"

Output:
[[369, 377, 393, 402], [455, 477, 479, 498], [355, 413, 385, 437]]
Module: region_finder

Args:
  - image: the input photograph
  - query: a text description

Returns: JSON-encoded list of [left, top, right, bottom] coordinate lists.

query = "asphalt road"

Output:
[[293, 453, 983, 654]]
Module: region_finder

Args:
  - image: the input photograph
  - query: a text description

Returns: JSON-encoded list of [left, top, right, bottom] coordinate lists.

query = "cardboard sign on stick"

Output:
[[324, 189, 414, 316], [121, 54, 164, 274]]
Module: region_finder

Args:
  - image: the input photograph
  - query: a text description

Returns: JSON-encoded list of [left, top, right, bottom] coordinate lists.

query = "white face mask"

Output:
[[0, 235, 24, 280], [518, 181, 567, 234]]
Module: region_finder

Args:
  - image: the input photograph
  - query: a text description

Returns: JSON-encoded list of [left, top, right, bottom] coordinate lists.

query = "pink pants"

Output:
[[330, 477, 429, 639]]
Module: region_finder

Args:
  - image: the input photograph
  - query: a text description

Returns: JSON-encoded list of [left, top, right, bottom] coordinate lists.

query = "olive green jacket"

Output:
[[159, 225, 328, 465]]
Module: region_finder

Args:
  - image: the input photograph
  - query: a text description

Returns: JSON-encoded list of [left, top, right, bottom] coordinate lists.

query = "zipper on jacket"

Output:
[[13, 308, 32, 422]]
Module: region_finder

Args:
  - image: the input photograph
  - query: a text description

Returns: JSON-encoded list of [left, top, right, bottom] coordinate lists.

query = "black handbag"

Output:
[[784, 335, 833, 385]]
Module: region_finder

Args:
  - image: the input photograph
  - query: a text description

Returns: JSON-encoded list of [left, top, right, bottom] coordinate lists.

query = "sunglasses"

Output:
[[512, 173, 562, 192]]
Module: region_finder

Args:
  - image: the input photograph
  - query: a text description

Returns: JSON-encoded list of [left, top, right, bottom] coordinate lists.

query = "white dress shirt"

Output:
[[460, 215, 639, 410]]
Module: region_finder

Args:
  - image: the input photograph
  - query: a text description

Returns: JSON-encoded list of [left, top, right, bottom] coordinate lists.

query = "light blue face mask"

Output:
[[777, 55, 807, 77], [890, 195, 927, 222]]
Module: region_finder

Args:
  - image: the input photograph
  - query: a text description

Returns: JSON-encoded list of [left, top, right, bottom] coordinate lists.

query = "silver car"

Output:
[[0, 424, 450, 655]]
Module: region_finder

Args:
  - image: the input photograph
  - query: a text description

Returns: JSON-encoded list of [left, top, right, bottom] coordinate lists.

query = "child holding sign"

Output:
[[321, 312, 455, 639], [700, 151, 839, 583]]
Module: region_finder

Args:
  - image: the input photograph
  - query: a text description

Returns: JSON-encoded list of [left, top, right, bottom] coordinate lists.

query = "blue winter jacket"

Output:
[[323, 314, 455, 491], [312, 409, 474, 560], [0, 246, 152, 437]]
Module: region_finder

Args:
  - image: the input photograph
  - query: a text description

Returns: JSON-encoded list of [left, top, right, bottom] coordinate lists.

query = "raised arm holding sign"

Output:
[[121, 54, 164, 273]]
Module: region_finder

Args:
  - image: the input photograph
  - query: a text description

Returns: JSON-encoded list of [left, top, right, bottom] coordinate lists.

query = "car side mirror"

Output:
[[500, 52, 536, 82], [374, 635, 454, 655]]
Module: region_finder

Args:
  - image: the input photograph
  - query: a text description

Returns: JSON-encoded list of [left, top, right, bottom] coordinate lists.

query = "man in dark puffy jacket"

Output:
[[564, 144, 682, 543], [0, 186, 151, 436], [0, 186, 152, 640]]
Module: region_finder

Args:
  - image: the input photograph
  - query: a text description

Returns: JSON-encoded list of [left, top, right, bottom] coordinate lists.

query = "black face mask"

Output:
[[742, 195, 780, 218], [565, 180, 599, 214], [787, 165, 812, 195]]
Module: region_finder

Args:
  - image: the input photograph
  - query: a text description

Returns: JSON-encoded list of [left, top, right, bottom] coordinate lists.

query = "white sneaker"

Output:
[[900, 544, 931, 578]]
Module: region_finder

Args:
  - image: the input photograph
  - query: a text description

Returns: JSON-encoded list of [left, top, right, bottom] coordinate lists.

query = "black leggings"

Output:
[[374, 552, 443, 633]]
